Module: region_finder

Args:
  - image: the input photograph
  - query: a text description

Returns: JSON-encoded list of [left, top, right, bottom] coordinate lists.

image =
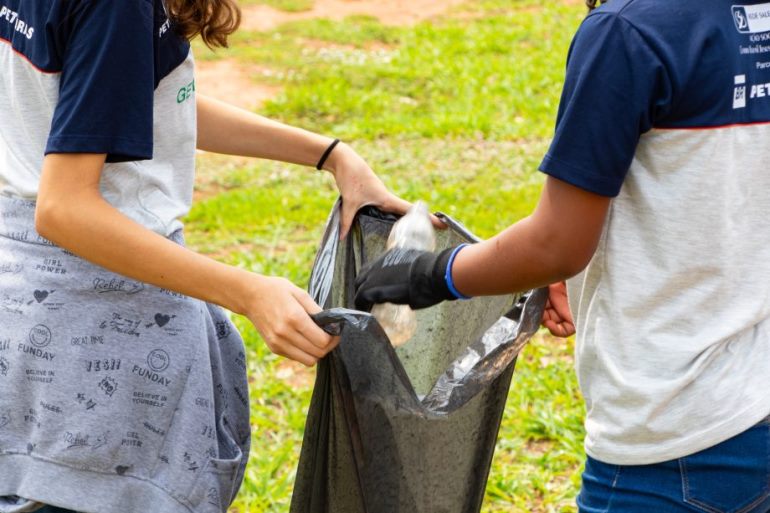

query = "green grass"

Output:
[[187, 1, 588, 511]]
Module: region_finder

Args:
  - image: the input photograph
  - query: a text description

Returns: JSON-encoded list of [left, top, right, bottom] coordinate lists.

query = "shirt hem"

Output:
[[585, 396, 770, 465], [45, 136, 153, 163], [0, 452, 195, 513]]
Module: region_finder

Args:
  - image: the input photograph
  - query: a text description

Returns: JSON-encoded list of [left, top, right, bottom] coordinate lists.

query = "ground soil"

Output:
[[196, 0, 468, 108], [241, 0, 468, 31], [195, 59, 281, 111]]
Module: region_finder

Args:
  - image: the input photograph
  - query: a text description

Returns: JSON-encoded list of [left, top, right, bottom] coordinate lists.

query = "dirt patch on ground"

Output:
[[275, 360, 316, 389], [242, 0, 467, 31], [195, 59, 281, 111]]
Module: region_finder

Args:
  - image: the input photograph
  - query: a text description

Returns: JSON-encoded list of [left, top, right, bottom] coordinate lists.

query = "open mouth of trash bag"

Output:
[[291, 201, 547, 513]]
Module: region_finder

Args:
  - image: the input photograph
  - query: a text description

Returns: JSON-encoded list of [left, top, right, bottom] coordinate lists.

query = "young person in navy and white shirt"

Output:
[[0, 1, 419, 512], [355, 1, 770, 510]]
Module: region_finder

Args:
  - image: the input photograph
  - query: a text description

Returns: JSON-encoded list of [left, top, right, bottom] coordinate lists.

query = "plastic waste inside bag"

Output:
[[371, 201, 436, 347], [291, 200, 547, 513]]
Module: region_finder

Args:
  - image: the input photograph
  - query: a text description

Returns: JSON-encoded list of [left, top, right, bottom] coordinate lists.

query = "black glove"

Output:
[[354, 246, 462, 311]]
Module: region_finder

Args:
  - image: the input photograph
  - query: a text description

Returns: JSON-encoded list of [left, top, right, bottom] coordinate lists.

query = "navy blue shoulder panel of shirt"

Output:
[[539, 0, 770, 197], [0, 0, 190, 163]]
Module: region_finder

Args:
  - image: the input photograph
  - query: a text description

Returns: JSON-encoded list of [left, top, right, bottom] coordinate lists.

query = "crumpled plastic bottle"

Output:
[[371, 201, 436, 347]]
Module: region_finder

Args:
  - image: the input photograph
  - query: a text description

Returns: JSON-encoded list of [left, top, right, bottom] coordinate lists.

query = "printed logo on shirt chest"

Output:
[[733, 4, 770, 34], [0, 5, 34, 39], [159, 18, 171, 38], [732, 74, 770, 108]]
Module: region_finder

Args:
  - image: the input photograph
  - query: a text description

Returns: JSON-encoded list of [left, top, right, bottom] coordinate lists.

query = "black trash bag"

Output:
[[290, 201, 547, 513]]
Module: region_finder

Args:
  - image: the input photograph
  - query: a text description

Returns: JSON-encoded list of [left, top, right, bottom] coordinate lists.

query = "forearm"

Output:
[[452, 178, 610, 297], [36, 167, 255, 315], [196, 93, 340, 169], [452, 218, 574, 296], [452, 216, 576, 296]]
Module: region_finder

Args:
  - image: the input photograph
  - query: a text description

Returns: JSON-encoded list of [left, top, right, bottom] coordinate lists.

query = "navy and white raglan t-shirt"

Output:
[[540, 0, 770, 465], [0, 0, 197, 236]]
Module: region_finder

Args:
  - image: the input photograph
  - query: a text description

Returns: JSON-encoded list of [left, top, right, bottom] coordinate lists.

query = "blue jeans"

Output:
[[578, 418, 770, 513]]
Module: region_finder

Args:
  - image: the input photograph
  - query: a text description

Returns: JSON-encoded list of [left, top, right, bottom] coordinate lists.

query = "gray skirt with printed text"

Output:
[[0, 195, 251, 513]]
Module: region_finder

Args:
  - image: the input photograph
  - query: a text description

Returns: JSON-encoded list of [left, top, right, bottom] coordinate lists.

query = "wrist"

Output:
[[218, 266, 268, 316], [443, 244, 471, 300], [321, 141, 351, 175]]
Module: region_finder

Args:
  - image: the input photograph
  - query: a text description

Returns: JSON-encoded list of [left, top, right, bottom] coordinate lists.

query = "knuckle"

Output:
[[288, 312, 305, 327], [273, 326, 290, 339]]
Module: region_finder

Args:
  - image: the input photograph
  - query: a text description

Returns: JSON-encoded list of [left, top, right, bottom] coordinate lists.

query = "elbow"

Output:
[[553, 253, 592, 281], [34, 197, 67, 243], [543, 240, 598, 283]]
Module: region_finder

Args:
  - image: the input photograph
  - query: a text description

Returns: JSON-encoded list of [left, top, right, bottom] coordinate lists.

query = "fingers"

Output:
[[543, 320, 574, 338], [540, 282, 575, 338], [547, 282, 574, 325], [542, 303, 576, 338], [381, 195, 412, 216], [254, 281, 338, 367], [429, 213, 448, 230], [291, 287, 323, 315], [265, 317, 337, 367], [340, 191, 447, 239], [290, 288, 335, 348]]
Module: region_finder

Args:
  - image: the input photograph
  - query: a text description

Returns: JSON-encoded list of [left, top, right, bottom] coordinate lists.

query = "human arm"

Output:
[[450, 177, 608, 295], [196, 93, 441, 238], [353, 176, 610, 310], [35, 153, 336, 367]]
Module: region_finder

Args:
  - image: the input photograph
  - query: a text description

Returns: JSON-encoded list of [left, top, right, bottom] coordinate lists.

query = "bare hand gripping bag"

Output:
[[291, 202, 547, 513]]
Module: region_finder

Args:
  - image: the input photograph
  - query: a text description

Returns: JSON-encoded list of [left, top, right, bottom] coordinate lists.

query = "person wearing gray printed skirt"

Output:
[[0, 1, 418, 512]]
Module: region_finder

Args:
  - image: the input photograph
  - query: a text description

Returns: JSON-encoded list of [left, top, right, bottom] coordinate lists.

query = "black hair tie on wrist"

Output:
[[316, 138, 341, 171]]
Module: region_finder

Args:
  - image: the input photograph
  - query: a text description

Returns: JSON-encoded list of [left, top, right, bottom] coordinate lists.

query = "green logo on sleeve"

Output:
[[177, 80, 195, 104]]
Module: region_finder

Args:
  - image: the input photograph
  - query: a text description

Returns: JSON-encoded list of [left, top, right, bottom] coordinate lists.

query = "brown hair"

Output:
[[165, 0, 241, 48], [585, 0, 604, 11]]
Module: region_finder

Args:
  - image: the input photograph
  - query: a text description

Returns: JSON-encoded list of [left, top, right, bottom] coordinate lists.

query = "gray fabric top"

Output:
[[0, 195, 251, 513]]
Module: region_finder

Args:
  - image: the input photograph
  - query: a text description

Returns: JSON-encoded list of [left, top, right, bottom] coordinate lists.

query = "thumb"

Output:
[[339, 200, 358, 240]]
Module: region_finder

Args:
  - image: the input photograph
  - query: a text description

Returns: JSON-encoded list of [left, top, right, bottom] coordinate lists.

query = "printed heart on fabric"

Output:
[[34, 290, 48, 303], [155, 314, 171, 327]]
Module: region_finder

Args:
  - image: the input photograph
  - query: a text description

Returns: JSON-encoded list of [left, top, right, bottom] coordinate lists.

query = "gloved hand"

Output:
[[354, 245, 470, 311]]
